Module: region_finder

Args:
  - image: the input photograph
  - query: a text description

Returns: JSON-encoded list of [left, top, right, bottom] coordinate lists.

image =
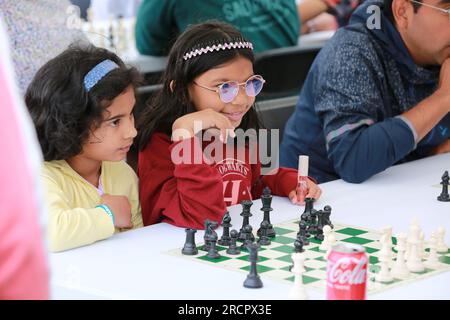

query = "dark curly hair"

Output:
[[25, 43, 142, 161], [137, 20, 263, 150]]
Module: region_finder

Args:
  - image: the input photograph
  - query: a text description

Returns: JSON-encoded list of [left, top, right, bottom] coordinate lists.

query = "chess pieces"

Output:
[[257, 221, 271, 246], [206, 231, 221, 259], [436, 227, 448, 253], [381, 225, 394, 265], [320, 205, 334, 229], [289, 252, 308, 300], [257, 187, 275, 238], [424, 232, 442, 269], [241, 225, 255, 250], [203, 219, 218, 251], [301, 197, 314, 222], [182, 228, 198, 255], [293, 238, 305, 253], [319, 225, 335, 251], [391, 233, 411, 279], [227, 230, 241, 255], [218, 212, 232, 246], [405, 218, 420, 260], [406, 224, 425, 273], [376, 235, 394, 283], [243, 243, 263, 289], [297, 221, 310, 246], [437, 171, 450, 202], [239, 200, 254, 242]]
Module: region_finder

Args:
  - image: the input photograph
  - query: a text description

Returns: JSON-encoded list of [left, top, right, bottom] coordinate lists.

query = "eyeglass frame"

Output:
[[193, 74, 266, 103], [409, 0, 450, 20]]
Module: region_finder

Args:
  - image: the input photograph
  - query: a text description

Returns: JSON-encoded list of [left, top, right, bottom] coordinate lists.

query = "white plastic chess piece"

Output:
[[289, 253, 308, 300], [406, 225, 425, 272], [405, 218, 421, 260], [391, 233, 411, 279], [380, 233, 394, 267], [436, 227, 448, 253], [419, 231, 426, 259], [319, 225, 332, 251], [376, 237, 394, 282], [381, 225, 393, 247], [425, 232, 442, 269]]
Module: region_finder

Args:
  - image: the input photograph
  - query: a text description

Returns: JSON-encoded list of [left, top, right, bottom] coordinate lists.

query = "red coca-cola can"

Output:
[[326, 243, 368, 300]]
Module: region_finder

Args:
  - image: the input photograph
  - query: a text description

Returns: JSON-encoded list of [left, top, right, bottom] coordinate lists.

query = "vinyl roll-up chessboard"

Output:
[[167, 219, 450, 295]]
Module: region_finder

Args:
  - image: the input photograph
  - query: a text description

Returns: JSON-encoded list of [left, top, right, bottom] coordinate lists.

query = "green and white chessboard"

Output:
[[167, 219, 450, 295]]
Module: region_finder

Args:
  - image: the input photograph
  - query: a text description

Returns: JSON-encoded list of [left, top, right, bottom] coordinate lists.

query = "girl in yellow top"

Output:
[[25, 44, 143, 252]]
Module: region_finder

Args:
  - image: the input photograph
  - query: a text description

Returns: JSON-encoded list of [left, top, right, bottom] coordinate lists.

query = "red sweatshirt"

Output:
[[138, 132, 299, 229]]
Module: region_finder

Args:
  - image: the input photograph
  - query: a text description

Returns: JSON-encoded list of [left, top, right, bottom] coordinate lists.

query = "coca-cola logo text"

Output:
[[328, 257, 367, 285]]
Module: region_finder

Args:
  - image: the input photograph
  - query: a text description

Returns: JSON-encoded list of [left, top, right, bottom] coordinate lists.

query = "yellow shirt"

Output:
[[41, 160, 143, 252]]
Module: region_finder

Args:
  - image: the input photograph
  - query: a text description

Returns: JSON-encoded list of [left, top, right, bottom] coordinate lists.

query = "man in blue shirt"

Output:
[[280, 0, 450, 183]]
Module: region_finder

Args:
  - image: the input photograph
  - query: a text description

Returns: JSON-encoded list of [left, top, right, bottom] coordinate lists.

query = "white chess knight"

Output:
[[424, 232, 442, 269], [406, 225, 425, 273], [376, 235, 394, 283], [391, 233, 411, 279], [289, 252, 308, 300], [436, 227, 448, 253], [320, 225, 336, 251]]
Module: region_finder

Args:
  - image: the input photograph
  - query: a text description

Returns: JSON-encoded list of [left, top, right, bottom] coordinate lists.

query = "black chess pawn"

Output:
[[218, 211, 232, 246], [241, 224, 255, 251], [437, 171, 450, 202], [294, 238, 305, 253], [257, 221, 271, 246], [182, 228, 198, 255], [206, 232, 220, 259], [288, 239, 305, 272], [257, 187, 276, 238], [227, 230, 241, 255], [243, 243, 263, 289], [238, 200, 253, 241], [297, 221, 310, 245]]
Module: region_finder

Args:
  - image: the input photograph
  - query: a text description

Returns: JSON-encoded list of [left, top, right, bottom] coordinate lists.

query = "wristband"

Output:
[[96, 204, 115, 226]]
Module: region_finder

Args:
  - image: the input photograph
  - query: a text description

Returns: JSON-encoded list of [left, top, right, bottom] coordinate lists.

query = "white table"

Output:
[[49, 153, 450, 299]]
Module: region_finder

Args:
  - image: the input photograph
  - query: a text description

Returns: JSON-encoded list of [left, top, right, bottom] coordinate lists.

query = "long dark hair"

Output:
[[138, 20, 263, 150], [25, 43, 142, 161]]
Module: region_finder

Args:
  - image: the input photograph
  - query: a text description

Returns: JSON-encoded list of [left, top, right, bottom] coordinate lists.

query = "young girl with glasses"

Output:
[[137, 21, 322, 229]]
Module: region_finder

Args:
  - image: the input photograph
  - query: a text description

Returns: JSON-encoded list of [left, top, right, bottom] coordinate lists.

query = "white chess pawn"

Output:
[[424, 232, 442, 269], [379, 234, 394, 267], [376, 238, 394, 283], [406, 225, 425, 273], [319, 225, 332, 251], [419, 231, 426, 259], [381, 225, 393, 247], [289, 253, 308, 300], [391, 233, 411, 279], [436, 227, 448, 253], [405, 218, 421, 260]]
